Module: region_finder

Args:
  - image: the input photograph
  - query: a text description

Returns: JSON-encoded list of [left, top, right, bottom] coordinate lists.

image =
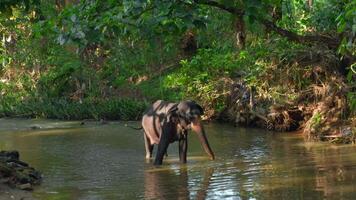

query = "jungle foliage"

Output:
[[0, 0, 354, 125]]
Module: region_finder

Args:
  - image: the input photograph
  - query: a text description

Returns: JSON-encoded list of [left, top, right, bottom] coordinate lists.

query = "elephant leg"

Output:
[[144, 133, 153, 159], [179, 132, 188, 163], [154, 139, 170, 165], [154, 124, 173, 165]]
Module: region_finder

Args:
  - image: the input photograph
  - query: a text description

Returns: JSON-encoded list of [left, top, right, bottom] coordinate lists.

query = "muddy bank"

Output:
[[0, 184, 35, 200]]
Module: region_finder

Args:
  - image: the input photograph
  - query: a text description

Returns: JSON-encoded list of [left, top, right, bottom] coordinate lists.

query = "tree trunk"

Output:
[[235, 15, 246, 49], [306, 0, 313, 9], [181, 30, 197, 56], [56, 0, 79, 10], [271, 5, 282, 22], [55, 0, 65, 10]]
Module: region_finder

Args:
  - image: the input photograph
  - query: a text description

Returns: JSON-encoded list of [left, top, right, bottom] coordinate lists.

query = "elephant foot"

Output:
[[154, 160, 163, 165]]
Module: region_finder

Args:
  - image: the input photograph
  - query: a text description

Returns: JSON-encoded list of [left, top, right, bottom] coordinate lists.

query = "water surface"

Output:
[[1, 118, 356, 199]]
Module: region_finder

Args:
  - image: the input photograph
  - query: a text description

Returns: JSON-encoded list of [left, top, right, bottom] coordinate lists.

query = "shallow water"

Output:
[[1, 118, 356, 200]]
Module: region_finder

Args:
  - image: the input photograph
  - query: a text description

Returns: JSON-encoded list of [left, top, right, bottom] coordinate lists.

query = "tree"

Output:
[[119, 0, 348, 49]]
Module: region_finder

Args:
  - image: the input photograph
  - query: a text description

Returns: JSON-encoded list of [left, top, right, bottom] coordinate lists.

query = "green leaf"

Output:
[[337, 18, 346, 33]]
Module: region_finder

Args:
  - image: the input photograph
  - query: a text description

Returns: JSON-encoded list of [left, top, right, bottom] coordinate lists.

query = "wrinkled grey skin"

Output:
[[142, 100, 215, 165]]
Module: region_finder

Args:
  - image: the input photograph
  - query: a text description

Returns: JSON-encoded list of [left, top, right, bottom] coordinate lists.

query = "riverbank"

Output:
[[0, 184, 35, 200], [0, 47, 354, 143]]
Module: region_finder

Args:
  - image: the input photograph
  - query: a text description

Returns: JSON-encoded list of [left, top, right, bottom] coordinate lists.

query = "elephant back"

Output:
[[147, 100, 178, 117]]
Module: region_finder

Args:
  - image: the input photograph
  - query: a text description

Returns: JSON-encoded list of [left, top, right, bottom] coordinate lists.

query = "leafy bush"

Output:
[[161, 37, 305, 109]]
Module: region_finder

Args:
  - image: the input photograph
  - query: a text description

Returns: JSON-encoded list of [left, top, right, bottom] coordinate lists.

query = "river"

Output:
[[0, 118, 356, 199]]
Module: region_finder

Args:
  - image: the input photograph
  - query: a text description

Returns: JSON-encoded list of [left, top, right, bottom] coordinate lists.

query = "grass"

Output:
[[0, 97, 148, 120]]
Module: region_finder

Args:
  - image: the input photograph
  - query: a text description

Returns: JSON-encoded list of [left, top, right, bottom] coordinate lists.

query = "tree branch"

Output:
[[194, 0, 244, 16], [194, 0, 340, 49], [262, 20, 340, 49]]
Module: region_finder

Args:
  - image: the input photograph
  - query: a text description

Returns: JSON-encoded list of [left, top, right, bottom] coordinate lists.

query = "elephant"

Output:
[[141, 100, 215, 165]]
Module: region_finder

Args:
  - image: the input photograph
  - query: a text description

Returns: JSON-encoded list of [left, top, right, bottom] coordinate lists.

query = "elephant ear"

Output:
[[189, 101, 204, 117], [195, 103, 204, 116]]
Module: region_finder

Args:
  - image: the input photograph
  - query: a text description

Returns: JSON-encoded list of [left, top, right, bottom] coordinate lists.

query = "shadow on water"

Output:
[[1, 119, 356, 199]]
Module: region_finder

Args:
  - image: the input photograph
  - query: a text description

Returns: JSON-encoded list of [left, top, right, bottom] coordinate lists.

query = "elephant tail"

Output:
[[125, 124, 143, 130]]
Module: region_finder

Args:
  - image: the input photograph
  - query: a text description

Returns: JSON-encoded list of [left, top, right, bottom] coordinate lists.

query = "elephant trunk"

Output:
[[191, 118, 215, 160]]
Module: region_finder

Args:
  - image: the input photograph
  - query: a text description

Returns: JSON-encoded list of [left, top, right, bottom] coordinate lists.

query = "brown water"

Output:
[[1, 118, 356, 200]]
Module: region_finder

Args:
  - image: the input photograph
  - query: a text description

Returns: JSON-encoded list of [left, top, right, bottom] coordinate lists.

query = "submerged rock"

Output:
[[29, 125, 41, 130]]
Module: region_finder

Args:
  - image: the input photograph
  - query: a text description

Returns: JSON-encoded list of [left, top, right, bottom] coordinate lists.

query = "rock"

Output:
[[99, 119, 108, 125], [0, 151, 41, 190], [0, 151, 19, 160], [341, 127, 352, 136], [29, 125, 41, 130], [10, 160, 29, 167], [17, 183, 32, 190]]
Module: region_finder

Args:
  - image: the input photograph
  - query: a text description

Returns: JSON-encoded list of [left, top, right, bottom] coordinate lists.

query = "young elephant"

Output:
[[142, 100, 215, 165]]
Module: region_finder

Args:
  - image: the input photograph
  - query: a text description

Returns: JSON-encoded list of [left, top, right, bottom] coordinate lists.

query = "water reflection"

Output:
[[252, 136, 356, 200], [144, 166, 214, 200], [144, 166, 189, 200]]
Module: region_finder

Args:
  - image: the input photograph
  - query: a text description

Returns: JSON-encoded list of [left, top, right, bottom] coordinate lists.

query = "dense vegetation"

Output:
[[0, 0, 355, 141]]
